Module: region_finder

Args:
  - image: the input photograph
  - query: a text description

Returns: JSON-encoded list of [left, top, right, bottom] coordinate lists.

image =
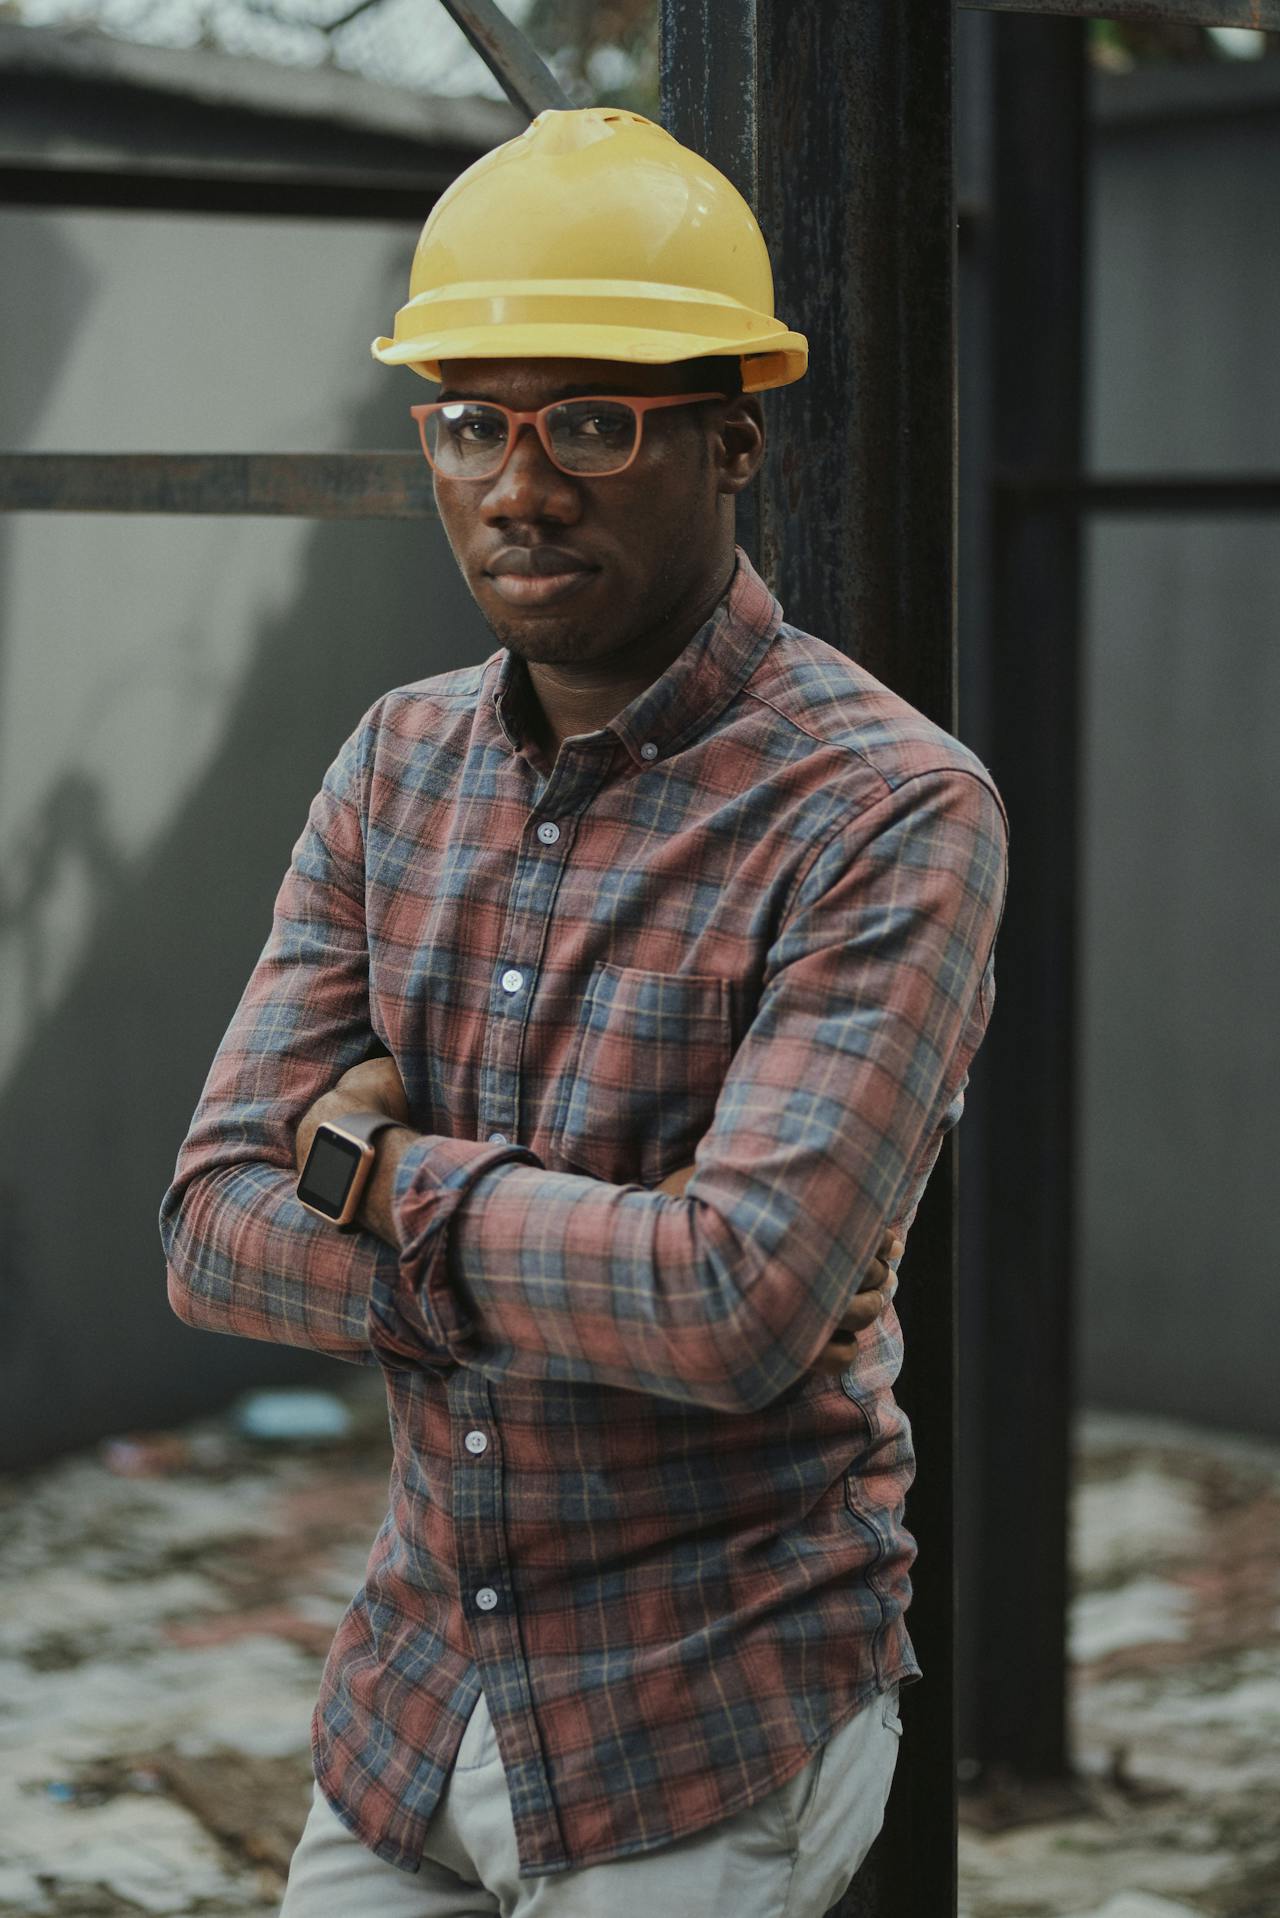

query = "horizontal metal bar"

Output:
[[963, 0, 1279, 26], [995, 470, 1280, 512], [434, 0, 573, 117], [0, 162, 448, 221], [0, 454, 437, 518], [8, 458, 1274, 522]]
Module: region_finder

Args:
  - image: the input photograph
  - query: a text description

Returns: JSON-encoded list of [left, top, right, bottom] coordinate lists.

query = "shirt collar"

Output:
[[486, 546, 783, 768]]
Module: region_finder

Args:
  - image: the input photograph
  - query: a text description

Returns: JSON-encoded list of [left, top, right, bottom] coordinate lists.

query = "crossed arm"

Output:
[[293, 1054, 905, 1380], [164, 716, 1006, 1411]]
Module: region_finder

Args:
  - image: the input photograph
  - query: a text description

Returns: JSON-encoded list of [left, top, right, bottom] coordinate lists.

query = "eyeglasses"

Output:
[[410, 392, 724, 481]]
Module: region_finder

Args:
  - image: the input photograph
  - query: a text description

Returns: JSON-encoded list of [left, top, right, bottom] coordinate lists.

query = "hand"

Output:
[[294, 1054, 412, 1176], [809, 1226, 903, 1375], [653, 1162, 903, 1377]]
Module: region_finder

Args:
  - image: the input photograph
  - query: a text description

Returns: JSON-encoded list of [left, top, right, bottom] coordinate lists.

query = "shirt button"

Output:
[[475, 1587, 498, 1612], [535, 821, 561, 845], [640, 741, 659, 761], [465, 1430, 488, 1455], [501, 969, 525, 994], [487, 1130, 509, 1146]]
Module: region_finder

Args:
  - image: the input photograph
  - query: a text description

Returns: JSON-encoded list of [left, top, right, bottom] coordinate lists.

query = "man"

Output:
[[161, 108, 1008, 1916]]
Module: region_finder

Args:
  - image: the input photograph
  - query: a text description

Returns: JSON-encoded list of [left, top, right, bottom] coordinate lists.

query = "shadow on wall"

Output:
[[0, 345, 493, 1468], [0, 225, 106, 1022]]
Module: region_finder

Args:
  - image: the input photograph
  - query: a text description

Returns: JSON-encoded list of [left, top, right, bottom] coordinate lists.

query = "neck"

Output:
[[525, 559, 735, 756]]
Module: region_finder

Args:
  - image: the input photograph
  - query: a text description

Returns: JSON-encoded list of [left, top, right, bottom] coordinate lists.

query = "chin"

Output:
[[482, 615, 610, 665]]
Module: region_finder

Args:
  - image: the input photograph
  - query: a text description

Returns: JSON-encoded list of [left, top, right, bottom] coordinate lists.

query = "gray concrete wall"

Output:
[[4, 60, 1277, 1463], [0, 207, 494, 1465], [1078, 68, 1280, 1434]]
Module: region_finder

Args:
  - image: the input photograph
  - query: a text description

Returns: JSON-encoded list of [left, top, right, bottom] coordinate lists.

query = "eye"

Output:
[[565, 404, 633, 441], [441, 405, 505, 444]]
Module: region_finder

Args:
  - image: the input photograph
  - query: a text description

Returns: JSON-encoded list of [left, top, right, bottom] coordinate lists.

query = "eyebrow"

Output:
[[436, 384, 644, 405]]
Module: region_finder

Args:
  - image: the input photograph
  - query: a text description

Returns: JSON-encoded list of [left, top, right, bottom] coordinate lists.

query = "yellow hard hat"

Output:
[[371, 107, 807, 393]]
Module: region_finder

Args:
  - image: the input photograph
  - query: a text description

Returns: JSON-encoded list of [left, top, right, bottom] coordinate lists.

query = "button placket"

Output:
[[439, 1223, 556, 1835], [483, 765, 598, 1150], [448, 1373, 505, 1633]]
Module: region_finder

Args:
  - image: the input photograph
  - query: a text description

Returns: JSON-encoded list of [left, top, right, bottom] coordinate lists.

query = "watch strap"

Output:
[[329, 1109, 405, 1147], [325, 1110, 405, 1234]]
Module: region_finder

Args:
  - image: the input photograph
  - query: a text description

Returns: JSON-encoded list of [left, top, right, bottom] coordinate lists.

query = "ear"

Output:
[[713, 396, 765, 496]]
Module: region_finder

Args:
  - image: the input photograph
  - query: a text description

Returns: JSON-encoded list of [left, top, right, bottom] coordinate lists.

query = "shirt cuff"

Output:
[[366, 1133, 541, 1366]]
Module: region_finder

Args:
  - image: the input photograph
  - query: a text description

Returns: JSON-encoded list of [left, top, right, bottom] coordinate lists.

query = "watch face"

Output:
[[298, 1128, 362, 1220]]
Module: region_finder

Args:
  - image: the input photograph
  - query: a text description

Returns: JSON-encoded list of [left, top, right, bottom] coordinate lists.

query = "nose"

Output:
[[480, 421, 580, 524]]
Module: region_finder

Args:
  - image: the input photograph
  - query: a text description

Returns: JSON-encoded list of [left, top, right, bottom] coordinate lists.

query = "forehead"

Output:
[[437, 357, 692, 407]]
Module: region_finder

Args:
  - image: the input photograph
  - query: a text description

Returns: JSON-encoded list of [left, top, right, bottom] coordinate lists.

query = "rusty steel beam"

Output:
[[0, 454, 436, 518], [765, 11, 961, 1910], [964, 0, 1280, 25], [659, 0, 761, 564], [664, 5, 959, 1915], [434, 0, 573, 118], [759, 9, 959, 1916]]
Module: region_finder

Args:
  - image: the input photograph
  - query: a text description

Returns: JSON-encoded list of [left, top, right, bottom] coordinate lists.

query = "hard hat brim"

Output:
[[372, 327, 806, 393], [370, 280, 807, 392]]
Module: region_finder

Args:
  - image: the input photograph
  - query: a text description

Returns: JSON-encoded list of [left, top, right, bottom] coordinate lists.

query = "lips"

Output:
[[487, 546, 594, 578], [484, 546, 599, 608]]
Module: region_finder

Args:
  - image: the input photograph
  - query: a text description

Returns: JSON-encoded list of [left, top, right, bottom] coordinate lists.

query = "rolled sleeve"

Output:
[[160, 699, 416, 1367], [367, 1135, 543, 1363]]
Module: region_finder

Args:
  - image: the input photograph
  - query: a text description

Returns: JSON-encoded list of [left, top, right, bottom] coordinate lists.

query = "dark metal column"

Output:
[[954, 0, 1000, 1792], [973, 12, 1087, 1786], [658, 0, 761, 563], [663, 6, 959, 1913]]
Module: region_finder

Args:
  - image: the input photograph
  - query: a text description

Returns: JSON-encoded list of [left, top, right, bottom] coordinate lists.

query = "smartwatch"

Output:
[[296, 1109, 404, 1231]]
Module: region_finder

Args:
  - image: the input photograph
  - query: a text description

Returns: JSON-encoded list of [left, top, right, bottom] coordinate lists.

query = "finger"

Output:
[[862, 1240, 904, 1294], [812, 1347, 857, 1375], [835, 1300, 888, 1342], [816, 1275, 902, 1373], [844, 1274, 899, 1329]]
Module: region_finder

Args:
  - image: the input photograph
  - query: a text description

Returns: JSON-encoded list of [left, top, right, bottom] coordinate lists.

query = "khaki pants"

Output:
[[280, 1685, 903, 1918]]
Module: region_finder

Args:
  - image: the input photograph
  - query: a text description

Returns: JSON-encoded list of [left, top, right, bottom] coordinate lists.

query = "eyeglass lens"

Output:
[[424, 400, 640, 477]]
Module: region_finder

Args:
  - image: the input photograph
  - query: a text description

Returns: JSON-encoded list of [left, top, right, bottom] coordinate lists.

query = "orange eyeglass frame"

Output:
[[410, 392, 726, 480]]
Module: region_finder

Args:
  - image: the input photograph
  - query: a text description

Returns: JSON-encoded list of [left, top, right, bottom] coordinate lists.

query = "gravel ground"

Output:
[[1, 1389, 1276, 1918]]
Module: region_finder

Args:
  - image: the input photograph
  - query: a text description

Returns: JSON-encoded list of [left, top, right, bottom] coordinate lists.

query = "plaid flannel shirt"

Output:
[[161, 547, 1009, 1878]]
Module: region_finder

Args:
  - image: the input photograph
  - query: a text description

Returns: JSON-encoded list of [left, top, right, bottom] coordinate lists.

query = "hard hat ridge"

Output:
[[371, 107, 807, 393]]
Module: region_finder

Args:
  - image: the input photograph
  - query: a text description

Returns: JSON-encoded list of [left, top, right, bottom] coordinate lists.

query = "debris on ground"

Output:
[[230, 1390, 353, 1445], [960, 1412, 1280, 1918], [1, 1387, 1276, 1916]]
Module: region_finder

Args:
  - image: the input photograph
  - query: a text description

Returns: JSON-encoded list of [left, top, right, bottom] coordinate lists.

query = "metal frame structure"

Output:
[[2, 1, 1278, 1912]]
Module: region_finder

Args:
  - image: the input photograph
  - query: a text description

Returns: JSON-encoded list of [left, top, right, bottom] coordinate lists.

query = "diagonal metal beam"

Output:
[[964, 0, 1280, 26], [0, 454, 436, 518], [435, 0, 573, 118]]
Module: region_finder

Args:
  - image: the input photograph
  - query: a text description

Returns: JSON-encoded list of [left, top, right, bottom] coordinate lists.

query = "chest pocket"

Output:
[[548, 963, 734, 1188]]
